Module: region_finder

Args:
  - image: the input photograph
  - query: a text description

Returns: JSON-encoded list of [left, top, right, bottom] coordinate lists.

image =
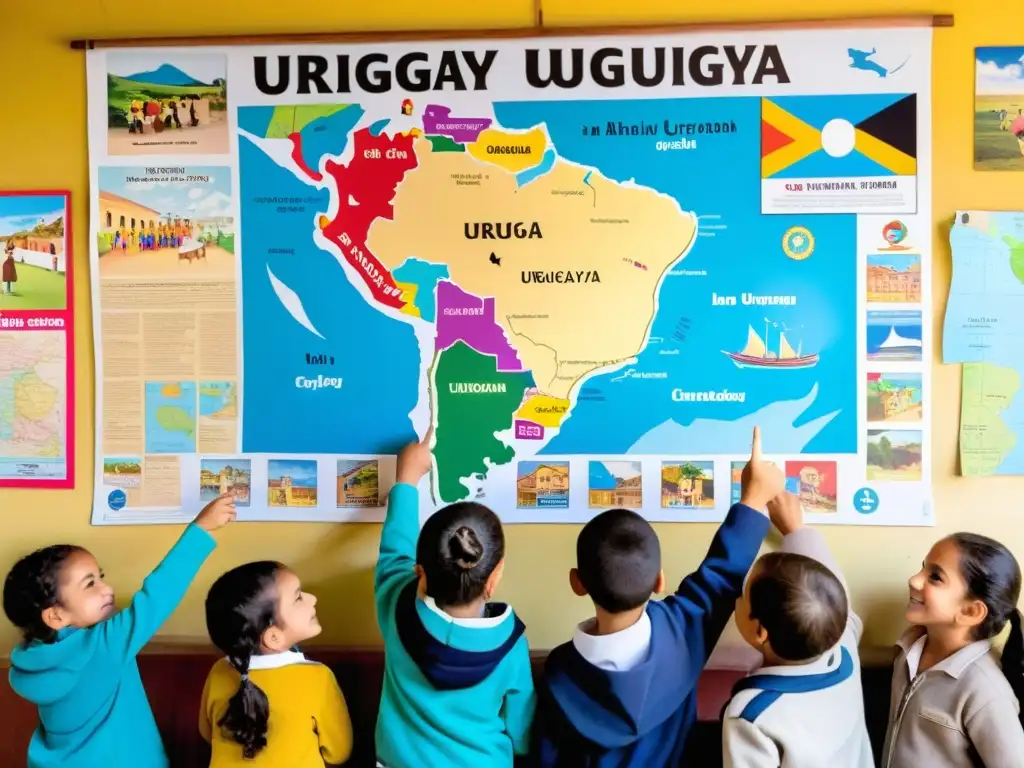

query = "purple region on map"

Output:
[[515, 420, 545, 440], [422, 105, 492, 143], [435, 280, 523, 371]]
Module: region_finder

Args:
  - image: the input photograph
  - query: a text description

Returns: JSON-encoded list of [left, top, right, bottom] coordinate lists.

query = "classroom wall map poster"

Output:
[[0, 191, 74, 489], [85, 28, 934, 525]]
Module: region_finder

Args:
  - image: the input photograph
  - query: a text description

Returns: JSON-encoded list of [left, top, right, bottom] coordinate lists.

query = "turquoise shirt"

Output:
[[8, 524, 216, 768], [374, 483, 535, 768]]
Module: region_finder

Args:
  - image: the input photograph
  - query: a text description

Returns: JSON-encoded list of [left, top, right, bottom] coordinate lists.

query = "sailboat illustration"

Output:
[[722, 322, 819, 369], [868, 325, 922, 360]]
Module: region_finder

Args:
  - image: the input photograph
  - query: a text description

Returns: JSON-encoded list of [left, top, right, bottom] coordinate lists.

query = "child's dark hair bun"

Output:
[[448, 526, 484, 570]]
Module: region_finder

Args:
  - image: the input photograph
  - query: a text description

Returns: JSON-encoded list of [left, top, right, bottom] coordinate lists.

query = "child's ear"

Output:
[[957, 598, 989, 630], [261, 625, 289, 653], [569, 568, 588, 597], [653, 569, 666, 595], [414, 564, 427, 599], [41, 605, 68, 632], [484, 559, 505, 599]]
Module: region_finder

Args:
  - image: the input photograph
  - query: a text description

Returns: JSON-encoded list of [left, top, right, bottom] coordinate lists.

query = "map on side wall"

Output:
[[944, 211, 1024, 475], [86, 29, 934, 524]]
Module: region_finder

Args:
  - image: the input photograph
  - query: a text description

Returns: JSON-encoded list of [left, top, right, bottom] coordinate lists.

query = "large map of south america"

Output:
[[239, 104, 697, 504]]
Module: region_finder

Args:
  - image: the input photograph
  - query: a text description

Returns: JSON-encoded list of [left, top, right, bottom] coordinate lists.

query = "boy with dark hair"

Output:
[[532, 428, 784, 767], [723, 491, 872, 768]]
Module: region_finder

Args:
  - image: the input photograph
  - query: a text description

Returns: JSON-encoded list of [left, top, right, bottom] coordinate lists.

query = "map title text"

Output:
[[252, 45, 790, 95]]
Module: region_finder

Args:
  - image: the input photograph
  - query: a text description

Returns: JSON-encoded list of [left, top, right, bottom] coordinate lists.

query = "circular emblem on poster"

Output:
[[783, 226, 814, 260]]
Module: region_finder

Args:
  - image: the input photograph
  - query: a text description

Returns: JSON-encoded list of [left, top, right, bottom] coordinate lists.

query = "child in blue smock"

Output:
[[2, 494, 236, 768]]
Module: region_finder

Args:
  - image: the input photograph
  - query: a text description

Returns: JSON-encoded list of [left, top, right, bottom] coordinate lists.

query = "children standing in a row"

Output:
[[5, 422, 1024, 768]]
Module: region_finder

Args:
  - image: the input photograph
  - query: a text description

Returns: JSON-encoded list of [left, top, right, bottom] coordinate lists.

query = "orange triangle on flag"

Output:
[[761, 119, 795, 156]]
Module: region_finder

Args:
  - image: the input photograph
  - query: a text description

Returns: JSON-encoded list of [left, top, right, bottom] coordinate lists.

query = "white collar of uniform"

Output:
[[245, 649, 308, 671], [421, 594, 510, 628], [573, 610, 652, 672], [754, 642, 845, 677]]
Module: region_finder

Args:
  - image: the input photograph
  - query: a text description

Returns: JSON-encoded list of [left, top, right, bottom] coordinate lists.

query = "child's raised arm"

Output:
[[375, 427, 432, 628], [661, 427, 780, 667], [96, 494, 234, 661]]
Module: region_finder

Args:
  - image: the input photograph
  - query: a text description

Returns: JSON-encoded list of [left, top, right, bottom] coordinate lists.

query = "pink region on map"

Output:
[[435, 280, 523, 371], [422, 105, 492, 143]]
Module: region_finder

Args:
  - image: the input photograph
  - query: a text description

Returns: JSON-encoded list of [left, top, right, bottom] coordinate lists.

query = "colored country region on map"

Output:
[[436, 280, 523, 371], [426, 135, 466, 153], [239, 104, 363, 183], [517, 394, 570, 428], [422, 104, 491, 143], [467, 127, 548, 172], [396, 282, 421, 317], [943, 212, 1024, 365], [0, 332, 67, 463], [145, 381, 197, 454], [321, 126, 418, 309], [368, 137, 697, 400], [392, 258, 449, 322], [13, 371, 58, 421], [199, 381, 237, 419], [433, 341, 534, 503], [761, 94, 916, 178], [960, 362, 1022, 475]]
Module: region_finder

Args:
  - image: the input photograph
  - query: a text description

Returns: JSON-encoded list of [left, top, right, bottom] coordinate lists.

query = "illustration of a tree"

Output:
[[679, 462, 706, 490]]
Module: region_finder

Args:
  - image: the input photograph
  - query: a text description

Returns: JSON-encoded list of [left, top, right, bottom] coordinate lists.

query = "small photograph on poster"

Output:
[[661, 461, 715, 509], [730, 461, 745, 504], [96, 166, 234, 279], [867, 372, 923, 423], [0, 193, 68, 310], [337, 459, 379, 508], [867, 429, 923, 481], [106, 52, 228, 156], [588, 461, 642, 509], [974, 47, 1024, 171], [200, 458, 251, 507], [102, 457, 141, 488], [268, 459, 318, 508], [866, 252, 922, 303], [784, 460, 838, 513], [0, 330, 69, 484], [866, 310, 923, 361], [516, 461, 569, 509]]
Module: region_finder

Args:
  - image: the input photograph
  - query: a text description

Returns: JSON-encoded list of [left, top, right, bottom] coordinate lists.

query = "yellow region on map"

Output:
[[517, 395, 571, 428], [467, 127, 548, 172], [368, 138, 698, 399], [396, 281, 421, 318], [960, 362, 1020, 475]]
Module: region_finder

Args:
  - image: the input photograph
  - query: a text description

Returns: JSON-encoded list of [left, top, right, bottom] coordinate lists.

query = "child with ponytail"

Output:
[[882, 533, 1024, 767], [200, 561, 352, 766], [374, 427, 535, 768]]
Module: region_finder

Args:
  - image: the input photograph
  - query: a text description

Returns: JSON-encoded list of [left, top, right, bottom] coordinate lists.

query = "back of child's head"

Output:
[[3, 544, 86, 645], [576, 508, 661, 613], [747, 552, 848, 661], [416, 501, 504, 608], [945, 533, 1024, 719], [205, 560, 284, 759]]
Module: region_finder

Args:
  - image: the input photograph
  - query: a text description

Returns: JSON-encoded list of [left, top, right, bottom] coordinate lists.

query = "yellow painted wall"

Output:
[[1, 0, 1021, 655]]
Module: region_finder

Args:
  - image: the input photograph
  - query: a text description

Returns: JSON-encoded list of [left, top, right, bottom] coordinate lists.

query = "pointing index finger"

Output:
[[751, 425, 762, 461]]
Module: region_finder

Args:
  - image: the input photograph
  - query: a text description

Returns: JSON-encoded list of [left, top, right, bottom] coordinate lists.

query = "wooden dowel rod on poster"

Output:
[[70, 13, 952, 50]]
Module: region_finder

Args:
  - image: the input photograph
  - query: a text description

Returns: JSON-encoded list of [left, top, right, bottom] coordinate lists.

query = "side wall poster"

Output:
[[0, 191, 74, 488], [85, 28, 934, 525]]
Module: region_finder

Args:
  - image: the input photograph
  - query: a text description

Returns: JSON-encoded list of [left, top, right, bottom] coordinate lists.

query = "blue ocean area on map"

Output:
[[494, 97, 857, 455], [237, 105, 365, 173], [237, 122, 418, 455], [199, 382, 234, 417], [144, 381, 196, 454]]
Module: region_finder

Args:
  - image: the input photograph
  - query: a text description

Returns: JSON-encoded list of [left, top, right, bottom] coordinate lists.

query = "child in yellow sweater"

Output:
[[199, 561, 352, 766]]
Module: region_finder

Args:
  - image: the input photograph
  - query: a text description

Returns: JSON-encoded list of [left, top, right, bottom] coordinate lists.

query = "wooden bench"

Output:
[[0, 644, 894, 767]]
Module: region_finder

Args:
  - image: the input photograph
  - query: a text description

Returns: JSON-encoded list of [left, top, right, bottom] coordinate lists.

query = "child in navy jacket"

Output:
[[531, 427, 783, 767]]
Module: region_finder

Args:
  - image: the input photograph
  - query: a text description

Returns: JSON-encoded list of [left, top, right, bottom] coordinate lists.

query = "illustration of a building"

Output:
[[590, 475, 642, 508], [200, 464, 250, 503], [98, 190, 162, 233], [517, 464, 569, 507], [268, 475, 317, 506], [867, 262, 922, 301], [337, 461, 379, 507], [661, 473, 713, 507]]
